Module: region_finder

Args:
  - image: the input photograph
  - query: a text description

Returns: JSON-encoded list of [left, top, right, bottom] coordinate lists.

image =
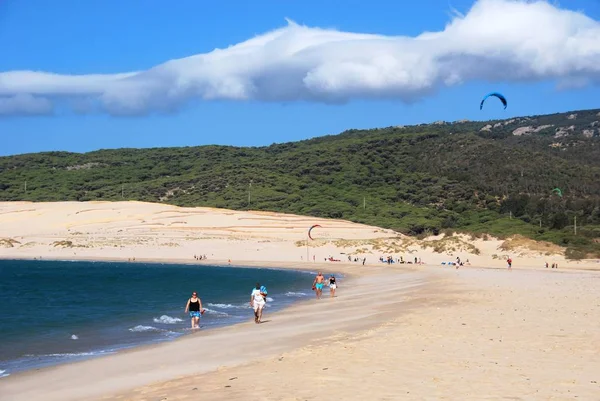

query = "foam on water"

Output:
[[202, 308, 230, 317], [24, 351, 112, 358], [129, 325, 162, 333], [153, 315, 183, 324], [286, 291, 308, 297], [207, 303, 247, 309], [0, 349, 120, 376]]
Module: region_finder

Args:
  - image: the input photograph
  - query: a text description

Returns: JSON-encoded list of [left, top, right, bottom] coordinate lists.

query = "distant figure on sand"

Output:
[[329, 274, 337, 298], [507, 257, 512, 270], [313, 272, 325, 299], [250, 282, 267, 323], [184, 291, 204, 329]]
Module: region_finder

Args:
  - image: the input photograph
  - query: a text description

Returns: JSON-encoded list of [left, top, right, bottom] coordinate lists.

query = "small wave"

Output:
[[71, 334, 79, 340], [23, 351, 112, 358], [129, 325, 162, 333], [266, 297, 274, 302], [153, 315, 183, 324], [202, 308, 229, 317], [0, 369, 8, 378], [286, 291, 307, 297], [207, 303, 245, 309]]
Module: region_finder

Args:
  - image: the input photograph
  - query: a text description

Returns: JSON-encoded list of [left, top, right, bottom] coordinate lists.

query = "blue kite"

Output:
[[480, 92, 507, 110]]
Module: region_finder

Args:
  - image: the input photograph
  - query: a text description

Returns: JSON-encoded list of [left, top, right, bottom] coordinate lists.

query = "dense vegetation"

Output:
[[2, 108, 600, 258]]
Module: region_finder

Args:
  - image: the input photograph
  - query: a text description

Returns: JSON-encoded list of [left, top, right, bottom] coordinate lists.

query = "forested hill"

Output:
[[1, 108, 600, 258]]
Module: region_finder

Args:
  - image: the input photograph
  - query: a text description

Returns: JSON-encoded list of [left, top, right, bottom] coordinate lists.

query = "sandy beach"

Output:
[[101, 268, 600, 401], [1, 201, 599, 400], [1, 201, 597, 270]]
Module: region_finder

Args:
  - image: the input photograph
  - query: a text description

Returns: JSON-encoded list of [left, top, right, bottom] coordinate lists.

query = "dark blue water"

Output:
[[0, 260, 319, 377]]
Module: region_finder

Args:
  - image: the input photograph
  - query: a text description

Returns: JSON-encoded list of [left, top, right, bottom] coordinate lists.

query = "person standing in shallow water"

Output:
[[312, 272, 325, 299], [328, 274, 337, 298], [184, 291, 204, 329], [250, 283, 266, 324]]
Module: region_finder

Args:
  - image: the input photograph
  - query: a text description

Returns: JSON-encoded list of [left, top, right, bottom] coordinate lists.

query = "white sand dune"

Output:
[[0, 201, 399, 264], [1, 201, 598, 270]]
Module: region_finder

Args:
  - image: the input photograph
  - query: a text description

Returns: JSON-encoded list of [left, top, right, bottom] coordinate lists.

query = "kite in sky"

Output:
[[308, 224, 322, 240], [480, 92, 508, 110]]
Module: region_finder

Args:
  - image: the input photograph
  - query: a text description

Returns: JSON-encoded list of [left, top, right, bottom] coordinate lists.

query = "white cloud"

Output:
[[0, 0, 599, 117], [0, 94, 53, 116]]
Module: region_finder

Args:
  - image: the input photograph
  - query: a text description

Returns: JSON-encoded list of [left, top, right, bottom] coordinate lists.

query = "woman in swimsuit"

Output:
[[328, 275, 337, 298], [184, 291, 204, 329]]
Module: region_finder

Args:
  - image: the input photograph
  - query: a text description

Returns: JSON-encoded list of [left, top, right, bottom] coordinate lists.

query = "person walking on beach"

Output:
[[184, 291, 204, 329], [507, 257, 513, 270], [312, 272, 325, 299], [328, 274, 337, 298], [250, 282, 267, 324]]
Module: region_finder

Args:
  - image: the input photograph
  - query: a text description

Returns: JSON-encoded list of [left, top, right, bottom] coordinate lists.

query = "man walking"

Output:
[[312, 272, 325, 299]]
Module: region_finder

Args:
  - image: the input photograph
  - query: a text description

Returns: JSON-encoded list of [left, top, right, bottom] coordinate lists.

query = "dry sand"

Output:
[[1, 201, 599, 400], [102, 269, 600, 401], [1, 201, 598, 269]]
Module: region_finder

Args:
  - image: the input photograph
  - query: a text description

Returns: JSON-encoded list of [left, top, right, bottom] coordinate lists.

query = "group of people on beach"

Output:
[[379, 256, 423, 265], [184, 272, 338, 329], [346, 255, 367, 265]]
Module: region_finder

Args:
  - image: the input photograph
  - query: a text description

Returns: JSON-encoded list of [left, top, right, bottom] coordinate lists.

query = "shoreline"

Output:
[[127, 267, 600, 401], [2, 264, 599, 399], [0, 259, 339, 378], [0, 255, 350, 274], [0, 255, 331, 276], [2, 253, 598, 275], [0, 263, 431, 401]]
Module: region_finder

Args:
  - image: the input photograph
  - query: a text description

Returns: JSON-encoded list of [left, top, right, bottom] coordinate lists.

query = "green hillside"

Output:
[[2, 108, 600, 259]]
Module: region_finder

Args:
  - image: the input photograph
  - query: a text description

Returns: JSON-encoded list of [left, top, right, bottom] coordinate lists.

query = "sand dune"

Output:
[[1, 201, 598, 270]]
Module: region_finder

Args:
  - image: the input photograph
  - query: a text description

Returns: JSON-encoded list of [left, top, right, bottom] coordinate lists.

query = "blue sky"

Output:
[[0, 0, 599, 156]]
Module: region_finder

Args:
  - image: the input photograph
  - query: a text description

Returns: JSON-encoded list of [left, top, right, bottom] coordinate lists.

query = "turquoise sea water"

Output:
[[0, 259, 320, 377]]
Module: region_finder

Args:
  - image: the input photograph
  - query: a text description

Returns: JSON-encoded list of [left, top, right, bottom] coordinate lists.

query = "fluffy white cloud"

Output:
[[0, 0, 599, 117], [0, 94, 53, 116]]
